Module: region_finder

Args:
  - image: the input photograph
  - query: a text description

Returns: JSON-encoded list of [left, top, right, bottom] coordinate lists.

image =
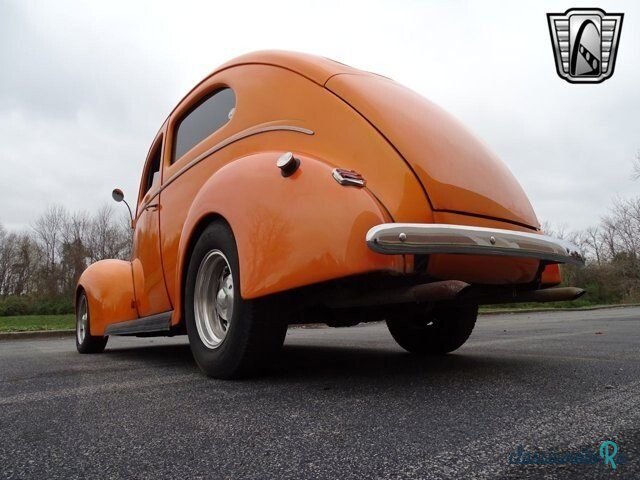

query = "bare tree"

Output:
[[87, 205, 130, 262], [32, 205, 67, 269], [118, 210, 133, 260], [541, 221, 570, 240], [0, 224, 11, 295], [1, 204, 131, 302], [31, 205, 69, 296], [63, 210, 91, 246], [582, 226, 603, 265], [600, 216, 619, 261], [8, 234, 39, 296], [59, 211, 92, 297], [610, 198, 640, 260]]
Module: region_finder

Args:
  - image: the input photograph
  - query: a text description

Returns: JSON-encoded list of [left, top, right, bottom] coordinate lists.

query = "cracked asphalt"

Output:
[[1, 307, 639, 479]]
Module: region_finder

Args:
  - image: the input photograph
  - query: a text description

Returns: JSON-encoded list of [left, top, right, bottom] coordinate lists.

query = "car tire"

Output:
[[75, 291, 108, 354], [386, 303, 478, 355], [185, 221, 287, 379]]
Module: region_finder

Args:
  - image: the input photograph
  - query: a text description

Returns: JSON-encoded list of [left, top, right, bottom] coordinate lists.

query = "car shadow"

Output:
[[103, 338, 536, 386], [268, 343, 531, 383], [104, 343, 195, 366]]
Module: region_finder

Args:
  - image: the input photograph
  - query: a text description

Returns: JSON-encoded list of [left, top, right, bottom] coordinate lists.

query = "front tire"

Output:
[[185, 221, 287, 379], [75, 292, 108, 354], [386, 303, 478, 355]]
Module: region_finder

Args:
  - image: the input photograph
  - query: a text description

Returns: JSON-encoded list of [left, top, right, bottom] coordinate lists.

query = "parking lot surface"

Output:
[[1, 307, 639, 479]]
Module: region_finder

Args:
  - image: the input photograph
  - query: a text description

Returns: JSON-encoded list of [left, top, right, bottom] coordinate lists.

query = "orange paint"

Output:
[[541, 263, 562, 286], [76, 51, 573, 332], [77, 260, 137, 336], [325, 73, 539, 229], [169, 153, 402, 324]]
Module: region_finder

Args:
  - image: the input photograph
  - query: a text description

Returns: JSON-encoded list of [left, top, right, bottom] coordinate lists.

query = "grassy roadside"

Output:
[[481, 301, 640, 314], [480, 299, 591, 313], [481, 305, 639, 314], [1, 302, 638, 333], [0, 314, 75, 332]]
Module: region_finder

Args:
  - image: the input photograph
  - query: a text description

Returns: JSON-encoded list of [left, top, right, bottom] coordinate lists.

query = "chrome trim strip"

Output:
[[366, 223, 585, 266], [137, 123, 314, 215], [167, 123, 314, 188], [105, 311, 172, 336]]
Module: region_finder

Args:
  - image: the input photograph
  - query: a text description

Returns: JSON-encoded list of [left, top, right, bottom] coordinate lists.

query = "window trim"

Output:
[[170, 87, 235, 165], [137, 134, 164, 209]]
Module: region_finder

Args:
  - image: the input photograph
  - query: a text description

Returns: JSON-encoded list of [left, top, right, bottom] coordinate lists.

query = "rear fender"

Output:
[[76, 259, 138, 336], [173, 152, 402, 325]]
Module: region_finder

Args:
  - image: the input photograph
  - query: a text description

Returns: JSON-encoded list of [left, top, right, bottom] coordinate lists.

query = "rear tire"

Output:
[[386, 303, 478, 355], [185, 221, 287, 379], [75, 291, 108, 354]]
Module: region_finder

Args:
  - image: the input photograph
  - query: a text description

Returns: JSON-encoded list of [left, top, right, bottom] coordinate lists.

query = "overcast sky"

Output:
[[1, 0, 638, 233]]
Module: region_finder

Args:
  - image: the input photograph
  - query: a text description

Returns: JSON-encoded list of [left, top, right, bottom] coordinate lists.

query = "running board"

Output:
[[105, 311, 173, 336]]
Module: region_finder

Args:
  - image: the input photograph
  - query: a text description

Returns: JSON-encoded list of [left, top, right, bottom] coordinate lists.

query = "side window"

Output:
[[172, 88, 236, 164], [142, 140, 162, 197]]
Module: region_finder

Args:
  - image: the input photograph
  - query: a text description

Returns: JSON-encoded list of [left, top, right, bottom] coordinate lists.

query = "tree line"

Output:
[[549, 195, 640, 305], [0, 205, 131, 315], [1, 192, 639, 316], [572, 155, 640, 304]]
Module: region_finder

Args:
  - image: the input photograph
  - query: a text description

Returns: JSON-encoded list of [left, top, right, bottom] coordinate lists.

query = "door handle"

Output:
[[144, 203, 159, 212]]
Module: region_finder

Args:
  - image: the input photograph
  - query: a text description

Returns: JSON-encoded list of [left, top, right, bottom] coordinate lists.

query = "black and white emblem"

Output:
[[547, 8, 623, 84]]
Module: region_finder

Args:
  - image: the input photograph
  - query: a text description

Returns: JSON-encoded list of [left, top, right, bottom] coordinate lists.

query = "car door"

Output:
[[132, 133, 173, 317]]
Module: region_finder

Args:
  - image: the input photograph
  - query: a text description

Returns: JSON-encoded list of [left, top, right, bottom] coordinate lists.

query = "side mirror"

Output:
[[112, 188, 125, 203], [112, 188, 134, 229]]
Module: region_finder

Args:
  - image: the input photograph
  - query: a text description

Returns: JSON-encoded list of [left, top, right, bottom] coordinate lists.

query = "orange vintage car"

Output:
[[76, 51, 584, 378]]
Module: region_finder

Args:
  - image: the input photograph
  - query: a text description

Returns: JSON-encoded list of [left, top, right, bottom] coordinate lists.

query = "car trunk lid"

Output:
[[325, 73, 539, 230]]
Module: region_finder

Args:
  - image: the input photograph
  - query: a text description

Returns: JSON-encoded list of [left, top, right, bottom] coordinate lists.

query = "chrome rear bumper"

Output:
[[366, 223, 584, 266]]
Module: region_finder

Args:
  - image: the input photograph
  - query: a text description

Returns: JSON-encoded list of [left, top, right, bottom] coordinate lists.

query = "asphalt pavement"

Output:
[[1, 307, 639, 479]]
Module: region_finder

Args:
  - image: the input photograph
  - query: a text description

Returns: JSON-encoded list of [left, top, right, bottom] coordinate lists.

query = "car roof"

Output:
[[214, 50, 360, 85], [158, 51, 366, 141]]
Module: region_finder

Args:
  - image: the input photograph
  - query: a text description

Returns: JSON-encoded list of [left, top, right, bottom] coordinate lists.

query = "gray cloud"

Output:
[[0, 0, 638, 232]]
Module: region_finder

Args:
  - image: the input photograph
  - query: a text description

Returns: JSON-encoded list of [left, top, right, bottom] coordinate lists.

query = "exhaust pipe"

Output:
[[325, 281, 585, 309], [461, 286, 586, 305], [326, 280, 469, 309]]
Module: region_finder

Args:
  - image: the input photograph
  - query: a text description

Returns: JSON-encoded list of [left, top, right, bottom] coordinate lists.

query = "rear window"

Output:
[[172, 88, 236, 163]]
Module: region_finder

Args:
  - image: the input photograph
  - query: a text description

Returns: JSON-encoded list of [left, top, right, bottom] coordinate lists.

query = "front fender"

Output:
[[76, 259, 138, 336], [177, 152, 403, 303]]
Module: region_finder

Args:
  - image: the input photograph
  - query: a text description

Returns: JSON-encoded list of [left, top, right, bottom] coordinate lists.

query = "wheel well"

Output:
[[179, 214, 232, 327], [74, 286, 85, 310]]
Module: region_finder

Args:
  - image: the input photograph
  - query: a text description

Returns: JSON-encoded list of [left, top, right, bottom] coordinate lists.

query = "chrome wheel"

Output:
[[76, 295, 88, 345], [194, 250, 234, 349]]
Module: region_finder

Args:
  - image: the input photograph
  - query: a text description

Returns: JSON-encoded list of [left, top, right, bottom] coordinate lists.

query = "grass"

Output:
[[0, 314, 75, 332], [481, 298, 595, 311], [481, 300, 640, 314], [0, 300, 638, 333]]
